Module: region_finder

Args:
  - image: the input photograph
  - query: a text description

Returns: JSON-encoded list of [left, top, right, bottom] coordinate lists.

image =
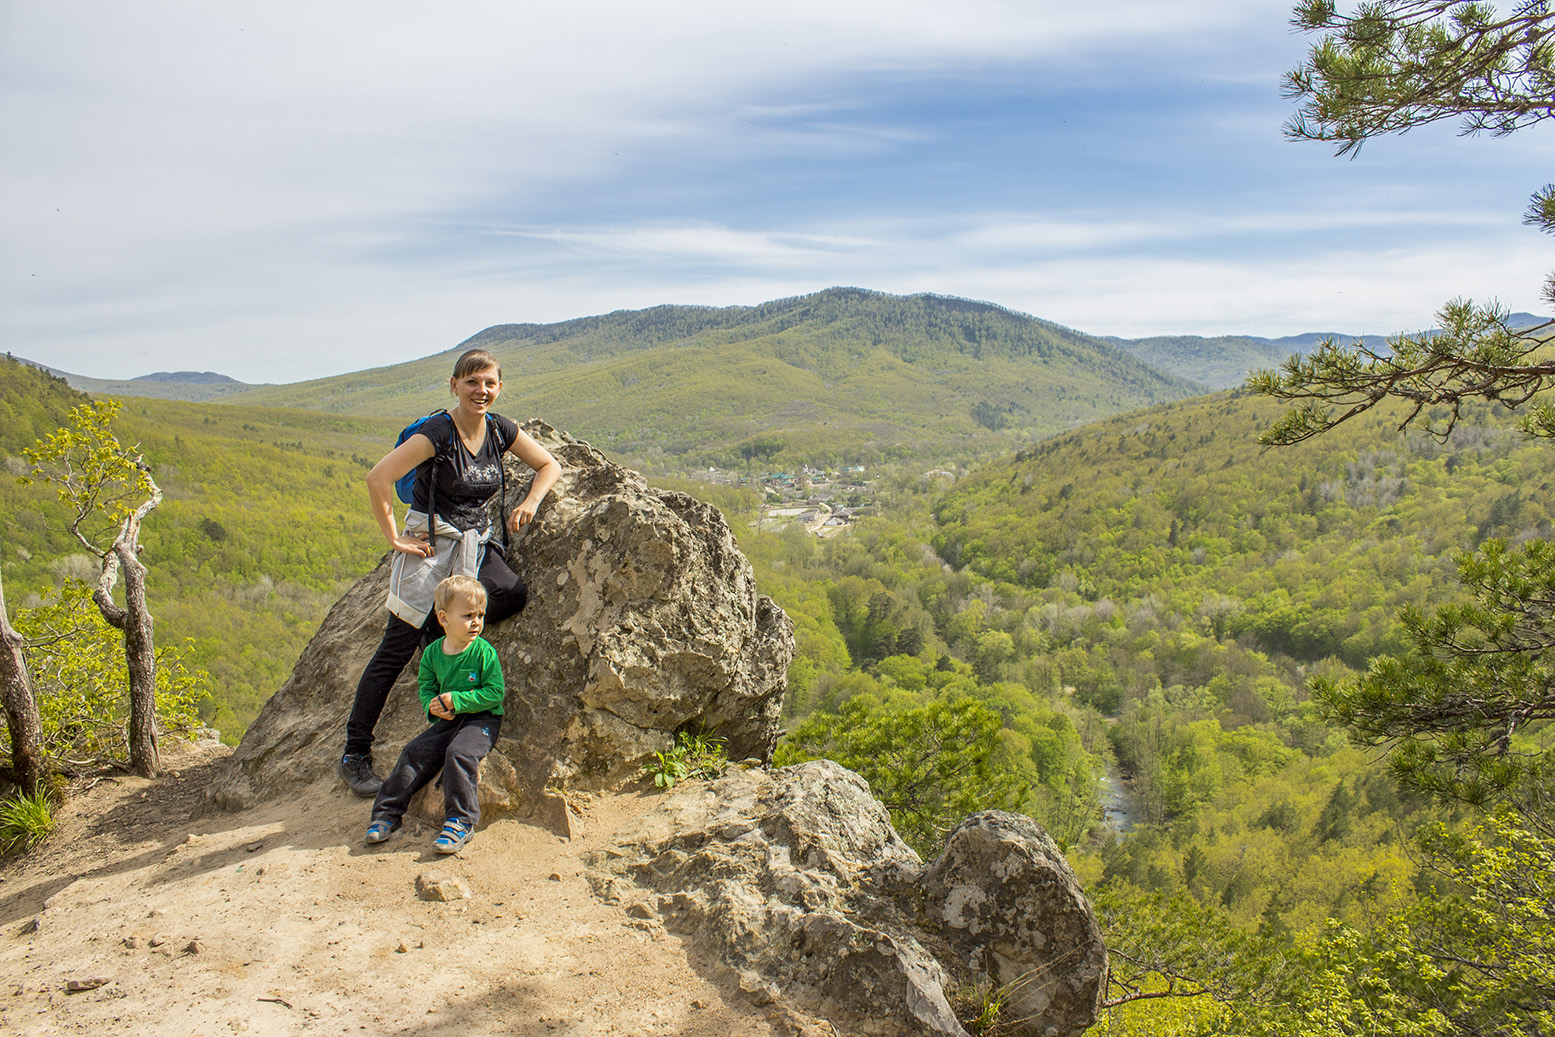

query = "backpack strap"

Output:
[[488, 414, 509, 553], [424, 410, 455, 548]]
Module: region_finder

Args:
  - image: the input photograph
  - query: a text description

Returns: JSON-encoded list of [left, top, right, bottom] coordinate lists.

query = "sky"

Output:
[[3, 1, 1553, 383]]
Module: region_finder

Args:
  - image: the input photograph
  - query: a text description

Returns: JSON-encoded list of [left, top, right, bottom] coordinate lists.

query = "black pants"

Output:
[[371, 711, 503, 828], [343, 547, 525, 758]]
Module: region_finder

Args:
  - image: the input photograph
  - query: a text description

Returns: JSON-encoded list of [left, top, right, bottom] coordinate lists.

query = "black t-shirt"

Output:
[[410, 412, 518, 532]]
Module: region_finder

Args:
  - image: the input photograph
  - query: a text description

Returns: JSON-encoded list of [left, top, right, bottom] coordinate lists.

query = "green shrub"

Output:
[[0, 786, 57, 854], [646, 732, 728, 789], [13, 579, 207, 766]]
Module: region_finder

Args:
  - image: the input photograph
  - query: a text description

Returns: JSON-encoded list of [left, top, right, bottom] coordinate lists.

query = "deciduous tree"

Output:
[[21, 401, 164, 776]]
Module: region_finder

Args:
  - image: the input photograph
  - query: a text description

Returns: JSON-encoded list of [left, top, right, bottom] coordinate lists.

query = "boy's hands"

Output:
[[429, 693, 455, 720]]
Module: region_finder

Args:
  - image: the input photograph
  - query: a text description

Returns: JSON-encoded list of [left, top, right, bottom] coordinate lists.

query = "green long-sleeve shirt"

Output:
[[417, 636, 505, 718]]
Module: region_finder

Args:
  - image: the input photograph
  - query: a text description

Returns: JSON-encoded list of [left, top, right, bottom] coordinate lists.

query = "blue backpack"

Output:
[[393, 410, 449, 505]]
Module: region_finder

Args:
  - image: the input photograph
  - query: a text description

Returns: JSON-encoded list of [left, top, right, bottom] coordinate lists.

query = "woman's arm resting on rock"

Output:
[[506, 428, 561, 532], [366, 434, 438, 556]]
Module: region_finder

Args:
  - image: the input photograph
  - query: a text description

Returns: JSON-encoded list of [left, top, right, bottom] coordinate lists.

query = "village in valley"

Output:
[[700, 462, 880, 537]]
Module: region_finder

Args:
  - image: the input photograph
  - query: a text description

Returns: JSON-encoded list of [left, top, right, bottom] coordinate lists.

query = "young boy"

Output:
[[364, 574, 504, 854]]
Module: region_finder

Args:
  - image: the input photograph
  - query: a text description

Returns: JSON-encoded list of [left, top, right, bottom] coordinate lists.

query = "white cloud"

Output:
[[6, 0, 1545, 383]]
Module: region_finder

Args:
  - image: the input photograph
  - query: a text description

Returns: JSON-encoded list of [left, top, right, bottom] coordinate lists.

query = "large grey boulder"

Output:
[[924, 812, 1107, 1037], [587, 762, 1106, 1037], [208, 421, 794, 814]]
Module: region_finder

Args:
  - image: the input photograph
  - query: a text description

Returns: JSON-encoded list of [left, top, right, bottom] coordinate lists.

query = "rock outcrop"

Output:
[[204, 419, 1107, 1035], [209, 421, 794, 814], [587, 762, 1106, 1037]]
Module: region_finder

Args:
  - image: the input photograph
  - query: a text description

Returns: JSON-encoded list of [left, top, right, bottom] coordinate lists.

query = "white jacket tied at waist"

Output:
[[385, 509, 495, 628]]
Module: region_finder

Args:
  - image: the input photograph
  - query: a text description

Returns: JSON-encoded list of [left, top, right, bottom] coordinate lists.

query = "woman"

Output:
[[339, 348, 561, 797]]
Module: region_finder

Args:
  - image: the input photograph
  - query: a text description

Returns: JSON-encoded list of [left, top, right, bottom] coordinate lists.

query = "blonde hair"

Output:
[[452, 348, 502, 381], [433, 574, 487, 615]]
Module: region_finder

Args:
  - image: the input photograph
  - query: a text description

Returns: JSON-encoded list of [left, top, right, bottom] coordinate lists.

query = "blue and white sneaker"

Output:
[[433, 818, 474, 854], [364, 819, 399, 845]]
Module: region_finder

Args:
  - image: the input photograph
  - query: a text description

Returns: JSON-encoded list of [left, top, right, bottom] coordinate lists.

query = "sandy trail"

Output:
[[0, 744, 791, 1037]]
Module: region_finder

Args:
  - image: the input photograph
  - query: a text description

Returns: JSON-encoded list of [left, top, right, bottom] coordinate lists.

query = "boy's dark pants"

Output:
[[343, 549, 525, 759], [370, 711, 503, 827]]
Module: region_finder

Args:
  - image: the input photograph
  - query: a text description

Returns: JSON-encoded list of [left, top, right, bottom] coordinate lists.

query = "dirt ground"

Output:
[[0, 743, 803, 1037]]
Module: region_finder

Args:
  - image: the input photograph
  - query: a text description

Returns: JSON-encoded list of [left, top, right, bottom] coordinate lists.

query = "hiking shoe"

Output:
[[433, 818, 474, 854], [364, 819, 400, 845], [339, 754, 382, 798]]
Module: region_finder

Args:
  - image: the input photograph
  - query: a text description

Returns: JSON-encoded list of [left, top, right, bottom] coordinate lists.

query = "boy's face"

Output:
[[439, 592, 485, 647]]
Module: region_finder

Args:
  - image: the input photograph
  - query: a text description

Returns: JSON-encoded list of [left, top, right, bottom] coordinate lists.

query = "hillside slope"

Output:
[[932, 388, 1550, 666], [212, 288, 1202, 468]]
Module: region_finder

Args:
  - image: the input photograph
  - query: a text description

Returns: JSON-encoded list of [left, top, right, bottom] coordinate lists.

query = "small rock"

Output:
[[737, 970, 778, 1006], [416, 871, 472, 902], [691, 999, 709, 1010], [396, 942, 411, 953], [122, 936, 141, 949], [148, 935, 168, 948], [246, 842, 263, 853], [64, 977, 111, 993], [185, 940, 205, 955], [185, 833, 202, 845], [547, 873, 562, 882]]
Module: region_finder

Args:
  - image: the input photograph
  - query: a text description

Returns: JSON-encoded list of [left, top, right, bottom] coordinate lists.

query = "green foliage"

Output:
[[1312, 537, 1555, 804], [1211, 811, 1555, 1037], [1285, 1, 1555, 151], [0, 785, 57, 854], [1250, 300, 1555, 447], [953, 977, 1009, 1035], [1, 360, 391, 739], [776, 694, 1031, 855], [646, 731, 728, 789], [20, 398, 155, 552], [933, 387, 1551, 670], [12, 580, 207, 766], [1091, 880, 1287, 1030], [0, 356, 92, 453]]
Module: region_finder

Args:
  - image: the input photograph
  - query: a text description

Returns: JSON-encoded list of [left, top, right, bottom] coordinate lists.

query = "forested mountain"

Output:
[[1103, 333, 1383, 389], [18, 360, 266, 403], [933, 388, 1546, 672], [200, 288, 1201, 469], [1106, 312, 1549, 389]]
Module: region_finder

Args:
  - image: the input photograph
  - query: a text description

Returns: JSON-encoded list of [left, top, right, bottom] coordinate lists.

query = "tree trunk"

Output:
[[0, 566, 47, 792], [117, 542, 159, 778]]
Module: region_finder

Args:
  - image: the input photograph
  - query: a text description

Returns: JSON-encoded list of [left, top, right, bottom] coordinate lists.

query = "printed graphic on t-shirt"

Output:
[[411, 414, 518, 531]]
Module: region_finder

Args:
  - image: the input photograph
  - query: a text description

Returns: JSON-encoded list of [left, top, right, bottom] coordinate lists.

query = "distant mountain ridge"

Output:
[[135, 370, 242, 384], [1107, 311, 1551, 389], [117, 287, 1209, 469], [22, 290, 1545, 464], [14, 357, 269, 402]]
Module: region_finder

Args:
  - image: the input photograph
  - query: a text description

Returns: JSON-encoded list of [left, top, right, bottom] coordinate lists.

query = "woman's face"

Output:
[[451, 366, 502, 415]]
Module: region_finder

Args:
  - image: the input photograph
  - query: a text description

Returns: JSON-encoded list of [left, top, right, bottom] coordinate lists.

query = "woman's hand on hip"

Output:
[[391, 532, 434, 558]]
